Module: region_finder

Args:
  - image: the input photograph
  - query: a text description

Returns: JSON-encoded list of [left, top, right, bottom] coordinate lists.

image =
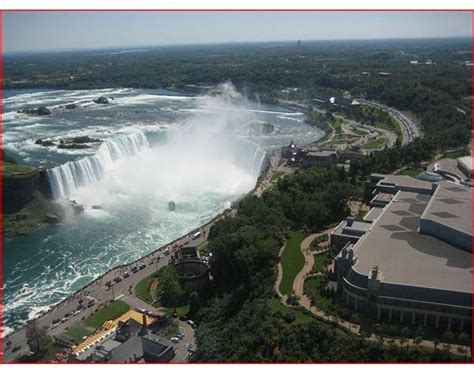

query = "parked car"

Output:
[[170, 337, 179, 344], [186, 320, 196, 328], [123, 272, 130, 278], [113, 276, 123, 283], [177, 332, 185, 339], [139, 263, 146, 270], [131, 266, 139, 273]]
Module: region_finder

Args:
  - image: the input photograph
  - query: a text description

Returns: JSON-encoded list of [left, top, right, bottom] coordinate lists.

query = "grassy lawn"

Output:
[[303, 277, 334, 315], [197, 241, 208, 255], [85, 300, 130, 328], [312, 254, 326, 273], [360, 137, 388, 150], [66, 326, 92, 343], [135, 271, 160, 303], [351, 126, 369, 135], [279, 231, 305, 296], [378, 119, 403, 141], [268, 298, 313, 324], [400, 167, 422, 178]]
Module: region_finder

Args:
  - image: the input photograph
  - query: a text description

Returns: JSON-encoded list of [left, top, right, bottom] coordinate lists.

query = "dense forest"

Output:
[[190, 166, 457, 362]]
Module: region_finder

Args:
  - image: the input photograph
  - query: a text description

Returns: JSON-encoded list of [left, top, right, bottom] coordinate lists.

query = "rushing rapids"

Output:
[[3, 86, 323, 331]]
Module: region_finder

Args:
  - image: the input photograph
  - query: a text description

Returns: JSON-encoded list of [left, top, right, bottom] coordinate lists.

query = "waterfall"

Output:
[[47, 132, 149, 199], [230, 139, 268, 178]]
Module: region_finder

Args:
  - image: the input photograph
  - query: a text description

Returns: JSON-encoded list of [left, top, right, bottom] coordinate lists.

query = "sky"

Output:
[[3, 11, 472, 53]]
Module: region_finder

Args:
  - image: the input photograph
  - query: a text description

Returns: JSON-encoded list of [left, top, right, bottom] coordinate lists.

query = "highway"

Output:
[[356, 99, 421, 146]]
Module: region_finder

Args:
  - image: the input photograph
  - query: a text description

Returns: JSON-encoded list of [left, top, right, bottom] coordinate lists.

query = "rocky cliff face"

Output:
[[3, 168, 40, 214], [3, 161, 58, 237]]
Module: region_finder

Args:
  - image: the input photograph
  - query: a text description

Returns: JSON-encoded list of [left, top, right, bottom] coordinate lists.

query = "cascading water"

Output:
[[47, 132, 149, 199], [230, 138, 268, 178], [4, 87, 322, 332]]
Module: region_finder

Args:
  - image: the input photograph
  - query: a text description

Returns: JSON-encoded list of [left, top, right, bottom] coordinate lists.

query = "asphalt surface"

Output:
[[3, 224, 212, 363], [356, 99, 421, 145]]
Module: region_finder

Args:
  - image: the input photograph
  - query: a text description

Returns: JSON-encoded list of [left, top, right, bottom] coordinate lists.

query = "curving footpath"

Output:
[[276, 232, 470, 359]]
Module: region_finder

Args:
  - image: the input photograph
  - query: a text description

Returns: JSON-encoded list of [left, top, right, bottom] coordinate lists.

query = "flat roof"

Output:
[[380, 175, 434, 191], [457, 156, 473, 173], [421, 181, 471, 235], [372, 192, 394, 203], [364, 207, 383, 222], [352, 190, 472, 294], [306, 150, 337, 157], [429, 158, 467, 181]]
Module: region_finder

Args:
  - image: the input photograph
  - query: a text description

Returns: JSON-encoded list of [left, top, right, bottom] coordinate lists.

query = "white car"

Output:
[[171, 337, 180, 344]]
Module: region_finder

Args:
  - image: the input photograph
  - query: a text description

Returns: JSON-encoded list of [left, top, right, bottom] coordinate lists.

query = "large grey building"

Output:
[[334, 174, 472, 331]]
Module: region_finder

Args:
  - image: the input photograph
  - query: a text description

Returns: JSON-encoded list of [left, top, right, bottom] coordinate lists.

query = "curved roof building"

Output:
[[334, 175, 472, 331]]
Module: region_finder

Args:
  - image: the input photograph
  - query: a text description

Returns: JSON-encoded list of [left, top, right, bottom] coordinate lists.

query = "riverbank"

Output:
[[3, 147, 281, 362]]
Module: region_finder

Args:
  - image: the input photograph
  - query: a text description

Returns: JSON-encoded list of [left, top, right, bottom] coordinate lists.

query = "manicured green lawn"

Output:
[[400, 167, 422, 178], [312, 254, 326, 273], [85, 300, 130, 328], [279, 231, 305, 296], [268, 298, 313, 324], [67, 326, 92, 343], [135, 271, 159, 303], [360, 137, 388, 150], [378, 119, 403, 141]]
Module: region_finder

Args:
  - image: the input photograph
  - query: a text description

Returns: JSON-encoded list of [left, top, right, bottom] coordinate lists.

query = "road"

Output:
[[3, 224, 212, 363], [356, 99, 421, 145]]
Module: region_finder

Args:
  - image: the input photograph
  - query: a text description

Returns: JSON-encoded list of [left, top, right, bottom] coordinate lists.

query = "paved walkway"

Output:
[[275, 231, 471, 359]]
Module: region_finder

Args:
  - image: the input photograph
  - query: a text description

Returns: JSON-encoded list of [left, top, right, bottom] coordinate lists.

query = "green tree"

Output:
[[189, 291, 201, 317], [157, 265, 183, 312], [25, 320, 47, 357]]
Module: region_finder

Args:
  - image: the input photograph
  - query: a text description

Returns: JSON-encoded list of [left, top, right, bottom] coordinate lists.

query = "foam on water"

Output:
[[3, 85, 323, 331]]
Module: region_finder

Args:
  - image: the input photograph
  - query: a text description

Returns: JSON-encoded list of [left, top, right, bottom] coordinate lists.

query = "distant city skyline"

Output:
[[4, 11, 472, 53]]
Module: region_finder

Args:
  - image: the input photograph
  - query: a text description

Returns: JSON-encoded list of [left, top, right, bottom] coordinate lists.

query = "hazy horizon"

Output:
[[4, 11, 471, 53]]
